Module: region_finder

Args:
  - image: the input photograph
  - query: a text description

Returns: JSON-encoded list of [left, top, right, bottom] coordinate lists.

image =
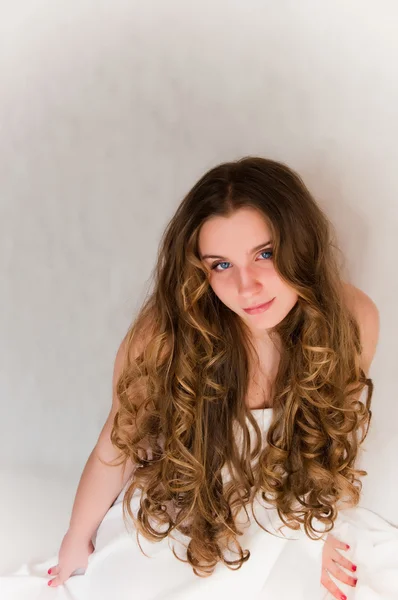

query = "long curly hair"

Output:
[[106, 156, 373, 576]]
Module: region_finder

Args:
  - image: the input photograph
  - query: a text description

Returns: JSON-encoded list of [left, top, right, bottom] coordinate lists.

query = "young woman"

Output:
[[2, 157, 398, 600]]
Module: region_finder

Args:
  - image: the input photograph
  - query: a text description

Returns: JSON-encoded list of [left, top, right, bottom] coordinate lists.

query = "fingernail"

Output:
[[346, 544, 350, 549], [341, 595, 347, 600], [48, 569, 51, 575], [352, 564, 357, 572], [353, 578, 358, 586], [48, 580, 52, 586]]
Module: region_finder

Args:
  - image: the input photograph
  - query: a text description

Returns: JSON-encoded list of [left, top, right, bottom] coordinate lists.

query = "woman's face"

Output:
[[198, 207, 298, 339]]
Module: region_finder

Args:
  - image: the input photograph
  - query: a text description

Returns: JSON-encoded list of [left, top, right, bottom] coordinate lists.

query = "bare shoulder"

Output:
[[117, 306, 169, 368], [342, 282, 380, 376]]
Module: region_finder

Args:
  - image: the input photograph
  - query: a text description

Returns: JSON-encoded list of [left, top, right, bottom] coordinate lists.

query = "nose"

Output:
[[236, 267, 263, 298]]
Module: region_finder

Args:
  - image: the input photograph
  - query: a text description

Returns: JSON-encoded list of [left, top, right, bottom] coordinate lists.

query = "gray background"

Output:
[[1, 0, 397, 573]]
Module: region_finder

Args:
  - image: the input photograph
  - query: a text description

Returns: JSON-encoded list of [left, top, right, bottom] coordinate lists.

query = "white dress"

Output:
[[1, 408, 398, 600]]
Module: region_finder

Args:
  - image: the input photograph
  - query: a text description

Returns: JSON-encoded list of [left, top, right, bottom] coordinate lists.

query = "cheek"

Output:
[[261, 269, 287, 294], [270, 274, 298, 302], [279, 283, 299, 309], [208, 276, 235, 306], [209, 277, 228, 299]]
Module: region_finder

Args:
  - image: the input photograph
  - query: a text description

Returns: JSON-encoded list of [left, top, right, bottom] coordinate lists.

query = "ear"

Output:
[[342, 282, 380, 377]]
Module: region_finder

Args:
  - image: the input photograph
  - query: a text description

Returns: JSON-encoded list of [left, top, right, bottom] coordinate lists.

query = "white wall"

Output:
[[1, 0, 397, 526]]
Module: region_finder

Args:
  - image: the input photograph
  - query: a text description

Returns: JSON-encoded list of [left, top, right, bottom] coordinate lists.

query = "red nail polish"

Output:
[[341, 595, 347, 600], [352, 565, 357, 572], [48, 580, 52, 586], [346, 544, 350, 549], [353, 578, 358, 586], [48, 569, 51, 575]]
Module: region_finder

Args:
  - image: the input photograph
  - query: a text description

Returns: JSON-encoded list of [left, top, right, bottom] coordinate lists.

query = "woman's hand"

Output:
[[47, 529, 94, 587], [321, 532, 358, 599]]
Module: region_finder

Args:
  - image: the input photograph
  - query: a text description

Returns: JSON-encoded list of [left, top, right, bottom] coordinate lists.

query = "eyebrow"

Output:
[[200, 240, 273, 260]]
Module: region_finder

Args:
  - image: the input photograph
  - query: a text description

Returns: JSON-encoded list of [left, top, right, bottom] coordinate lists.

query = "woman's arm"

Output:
[[68, 334, 137, 541], [320, 284, 380, 599], [47, 333, 142, 587], [342, 282, 380, 377]]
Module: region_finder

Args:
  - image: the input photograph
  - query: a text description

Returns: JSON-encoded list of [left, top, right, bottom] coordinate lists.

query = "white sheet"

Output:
[[1, 410, 398, 600]]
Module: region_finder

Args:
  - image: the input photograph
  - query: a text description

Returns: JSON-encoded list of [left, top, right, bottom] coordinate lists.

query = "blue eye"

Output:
[[212, 261, 229, 271], [211, 249, 273, 272]]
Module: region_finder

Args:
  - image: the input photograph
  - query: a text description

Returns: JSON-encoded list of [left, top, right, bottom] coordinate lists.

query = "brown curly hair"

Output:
[[105, 156, 373, 577]]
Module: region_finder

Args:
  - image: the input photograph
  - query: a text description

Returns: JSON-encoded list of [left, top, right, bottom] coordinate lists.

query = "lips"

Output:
[[244, 300, 271, 310], [243, 298, 275, 314], [245, 301, 268, 310]]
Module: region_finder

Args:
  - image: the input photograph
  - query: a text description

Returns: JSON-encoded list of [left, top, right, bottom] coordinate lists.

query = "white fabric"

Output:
[[1, 409, 398, 599]]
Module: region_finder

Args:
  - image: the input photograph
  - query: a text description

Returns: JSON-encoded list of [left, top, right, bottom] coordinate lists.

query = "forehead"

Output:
[[198, 207, 271, 251]]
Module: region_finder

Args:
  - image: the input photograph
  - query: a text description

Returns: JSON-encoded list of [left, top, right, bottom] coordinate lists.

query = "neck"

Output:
[[249, 330, 281, 352]]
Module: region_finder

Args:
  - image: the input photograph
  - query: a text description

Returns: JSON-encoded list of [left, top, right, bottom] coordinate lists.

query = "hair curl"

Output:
[[105, 156, 373, 577]]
